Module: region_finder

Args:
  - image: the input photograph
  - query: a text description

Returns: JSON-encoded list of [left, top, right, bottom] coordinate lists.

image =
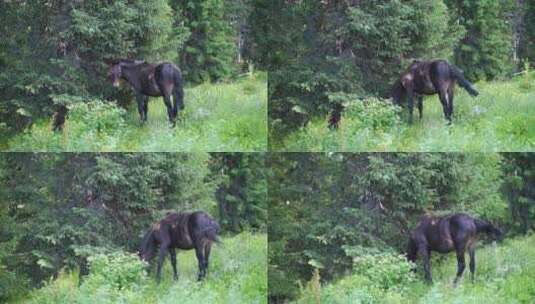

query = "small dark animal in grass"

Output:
[[52, 105, 68, 132], [328, 103, 344, 130], [106, 59, 184, 127], [390, 59, 479, 124], [407, 213, 502, 284], [138, 211, 220, 283]]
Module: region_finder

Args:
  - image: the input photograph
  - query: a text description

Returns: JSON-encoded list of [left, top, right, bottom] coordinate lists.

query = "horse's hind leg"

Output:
[[447, 87, 454, 121], [173, 84, 184, 121], [438, 90, 451, 124], [454, 246, 466, 285], [169, 248, 178, 281], [468, 242, 476, 282], [162, 95, 175, 127], [195, 244, 206, 281], [204, 241, 212, 275]]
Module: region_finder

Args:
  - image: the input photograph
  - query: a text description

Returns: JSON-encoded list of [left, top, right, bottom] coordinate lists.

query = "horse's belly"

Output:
[[141, 86, 161, 97], [141, 77, 162, 96]]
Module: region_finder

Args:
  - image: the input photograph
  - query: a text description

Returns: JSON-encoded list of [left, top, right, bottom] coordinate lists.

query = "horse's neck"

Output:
[[121, 65, 144, 90]]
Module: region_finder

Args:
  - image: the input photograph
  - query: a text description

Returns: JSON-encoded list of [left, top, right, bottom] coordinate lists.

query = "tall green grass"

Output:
[[275, 72, 535, 152], [294, 234, 535, 304], [6, 73, 267, 152], [14, 232, 267, 304]]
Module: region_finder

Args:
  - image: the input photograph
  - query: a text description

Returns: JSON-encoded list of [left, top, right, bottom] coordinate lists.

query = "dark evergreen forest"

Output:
[[0, 0, 270, 151], [267, 1, 535, 150], [269, 153, 535, 302], [0, 152, 267, 302]]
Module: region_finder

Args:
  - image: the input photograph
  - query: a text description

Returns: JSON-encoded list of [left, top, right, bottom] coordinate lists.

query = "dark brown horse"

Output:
[[407, 213, 502, 284], [391, 60, 479, 124], [138, 211, 220, 283], [106, 59, 184, 127]]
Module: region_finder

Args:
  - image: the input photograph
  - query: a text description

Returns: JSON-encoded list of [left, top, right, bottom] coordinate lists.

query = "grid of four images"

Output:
[[1, 1, 534, 303]]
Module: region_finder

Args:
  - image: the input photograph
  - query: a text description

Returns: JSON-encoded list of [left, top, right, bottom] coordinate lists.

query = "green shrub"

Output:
[[344, 98, 401, 132], [294, 235, 535, 304], [351, 251, 415, 292], [7, 99, 126, 151], [276, 78, 535, 152], [16, 233, 266, 304], [83, 252, 146, 291]]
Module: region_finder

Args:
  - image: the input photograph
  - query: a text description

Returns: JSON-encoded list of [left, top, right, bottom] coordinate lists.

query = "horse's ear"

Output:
[[104, 58, 116, 66]]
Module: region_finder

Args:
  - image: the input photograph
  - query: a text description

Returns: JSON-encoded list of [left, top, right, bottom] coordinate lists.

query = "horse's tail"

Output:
[[203, 218, 222, 244], [173, 67, 184, 117], [450, 65, 479, 97], [474, 218, 502, 239]]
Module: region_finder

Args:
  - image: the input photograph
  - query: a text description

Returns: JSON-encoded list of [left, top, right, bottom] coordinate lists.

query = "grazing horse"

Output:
[[106, 59, 184, 127], [390, 59, 479, 124], [138, 211, 220, 283], [407, 213, 502, 284]]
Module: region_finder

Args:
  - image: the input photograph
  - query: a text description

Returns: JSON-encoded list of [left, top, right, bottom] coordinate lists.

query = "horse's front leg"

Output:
[[419, 246, 432, 283], [417, 95, 423, 120], [406, 88, 415, 124], [156, 243, 169, 284], [162, 95, 175, 128], [169, 248, 178, 281], [136, 94, 148, 124]]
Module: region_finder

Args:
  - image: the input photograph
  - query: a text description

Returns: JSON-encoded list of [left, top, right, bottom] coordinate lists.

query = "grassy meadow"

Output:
[[12, 232, 266, 304], [5, 73, 267, 152], [293, 234, 535, 304], [274, 72, 535, 152]]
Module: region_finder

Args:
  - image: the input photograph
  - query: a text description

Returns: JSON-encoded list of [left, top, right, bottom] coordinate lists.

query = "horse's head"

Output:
[[138, 249, 153, 263], [389, 80, 405, 107], [106, 60, 123, 88], [406, 235, 418, 263], [138, 228, 157, 262]]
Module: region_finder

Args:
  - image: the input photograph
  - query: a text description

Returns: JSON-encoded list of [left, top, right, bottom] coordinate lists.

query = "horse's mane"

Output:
[[108, 58, 146, 66]]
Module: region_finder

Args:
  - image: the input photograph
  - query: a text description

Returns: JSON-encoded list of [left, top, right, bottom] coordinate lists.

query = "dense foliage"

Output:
[[0, 153, 267, 302], [294, 234, 535, 304], [274, 72, 535, 151], [268, 0, 534, 144], [5, 73, 267, 152], [0, 0, 264, 141], [19, 233, 267, 304], [268, 153, 533, 302]]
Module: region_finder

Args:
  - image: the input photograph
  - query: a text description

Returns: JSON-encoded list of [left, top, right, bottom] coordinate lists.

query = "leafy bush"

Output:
[[7, 99, 126, 151], [293, 235, 535, 304], [276, 77, 535, 152], [6, 74, 267, 152], [83, 252, 147, 291], [343, 97, 401, 132], [17, 233, 266, 304], [351, 251, 415, 292]]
